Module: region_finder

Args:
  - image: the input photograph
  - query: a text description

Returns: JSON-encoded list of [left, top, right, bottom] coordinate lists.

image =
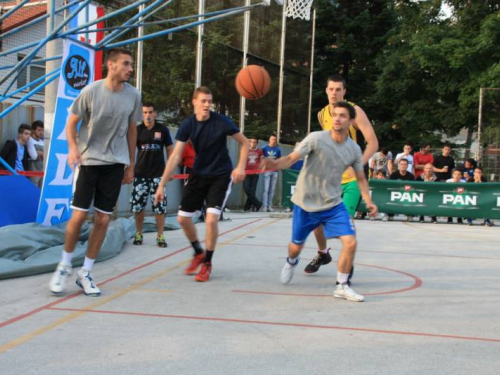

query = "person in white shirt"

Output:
[[27, 120, 44, 188], [394, 143, 414, 174]]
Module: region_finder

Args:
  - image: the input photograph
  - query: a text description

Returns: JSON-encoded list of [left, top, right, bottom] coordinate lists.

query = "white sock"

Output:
[[287, 256, 299, 265], [337, 272, 350, 284], [83, 257, 95, 271], [319, 248, 329, 254], [60, 250, 73, 266]]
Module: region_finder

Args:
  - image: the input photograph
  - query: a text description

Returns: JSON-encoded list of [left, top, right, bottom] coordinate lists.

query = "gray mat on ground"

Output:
[[0, 216, 181, 280]]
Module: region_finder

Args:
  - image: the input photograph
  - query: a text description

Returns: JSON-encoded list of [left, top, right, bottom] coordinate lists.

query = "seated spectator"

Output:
[[416, 163, 437, 223], [386, 158, 415, 221], [445, 169, 465, 224], [370, 147, 393, 177], [27, 120, 44, 188], [462, 158, 476, 181], [0, 124, 32, 172], [466, 167, 492, 227], [413, 143, 434, 179]]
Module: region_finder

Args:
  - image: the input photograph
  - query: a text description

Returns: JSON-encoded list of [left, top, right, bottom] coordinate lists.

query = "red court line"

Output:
[[0, 218, 262, 330], [46, 306, 500, 344], [232, 262, 422, 297]]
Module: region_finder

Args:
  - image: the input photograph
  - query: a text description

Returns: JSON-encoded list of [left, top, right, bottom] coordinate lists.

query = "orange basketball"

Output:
[[235, 65, 271, 100]]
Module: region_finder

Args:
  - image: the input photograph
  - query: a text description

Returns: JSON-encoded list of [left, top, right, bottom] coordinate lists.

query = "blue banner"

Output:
[[37, 39, 95, 226]]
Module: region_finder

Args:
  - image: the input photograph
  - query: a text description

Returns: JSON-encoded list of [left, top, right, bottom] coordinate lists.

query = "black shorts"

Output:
[[71, 164, 125, 214], [179, 174, 232, 217]]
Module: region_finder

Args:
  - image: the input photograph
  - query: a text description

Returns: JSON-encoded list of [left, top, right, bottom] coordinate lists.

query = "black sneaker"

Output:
[[447, 217, 453, 224], [304, 250, 332, 274]]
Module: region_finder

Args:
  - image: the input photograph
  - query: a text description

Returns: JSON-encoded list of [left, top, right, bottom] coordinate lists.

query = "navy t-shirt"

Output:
[[135, 122, 173, 178], [176, 112, 239, 176]]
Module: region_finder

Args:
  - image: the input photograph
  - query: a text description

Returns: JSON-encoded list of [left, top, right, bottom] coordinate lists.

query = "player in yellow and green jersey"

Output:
[[304, 75, 378, 283]]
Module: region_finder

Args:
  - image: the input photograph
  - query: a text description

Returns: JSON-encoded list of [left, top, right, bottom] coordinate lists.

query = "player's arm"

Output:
[[354, 168, 378, 216], [66, 113, 82, 170], [123, 121, 137, 184], [353, 105, 378, 165], [231, 132, 249, 183], [154, 140, 186, 204], [262, 151, 302, 171], [166, 145, 173, 159]]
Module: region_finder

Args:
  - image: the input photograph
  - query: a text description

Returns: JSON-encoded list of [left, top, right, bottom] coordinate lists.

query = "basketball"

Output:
[[235, 65, 271, 100]]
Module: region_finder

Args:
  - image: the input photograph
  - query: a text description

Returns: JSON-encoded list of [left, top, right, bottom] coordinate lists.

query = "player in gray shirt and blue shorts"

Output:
[[49, 48, 142, 297], [262, 102, 377, 302]]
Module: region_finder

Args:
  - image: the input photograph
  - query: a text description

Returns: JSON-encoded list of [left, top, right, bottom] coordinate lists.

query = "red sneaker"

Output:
[[194, 262, 212, 282], [184, 253, 205, 275]]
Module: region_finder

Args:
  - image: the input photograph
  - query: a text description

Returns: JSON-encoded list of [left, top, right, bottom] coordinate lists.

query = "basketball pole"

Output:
[[239, 0, 251, 134], [307, 8, 316, 135], [136, 4, 145, 92], [195, 0, 205, 88], [276, 0, 288, 144]]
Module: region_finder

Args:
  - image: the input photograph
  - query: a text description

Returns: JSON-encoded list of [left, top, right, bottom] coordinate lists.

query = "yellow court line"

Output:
[[0, 217, 282, 355]]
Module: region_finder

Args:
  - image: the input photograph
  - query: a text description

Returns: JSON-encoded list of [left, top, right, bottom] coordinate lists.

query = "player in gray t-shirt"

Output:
[[262, 102, 377, 302], [50, 48, 142, 297]]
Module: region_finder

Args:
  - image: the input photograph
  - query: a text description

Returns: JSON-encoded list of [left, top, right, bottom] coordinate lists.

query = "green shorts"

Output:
[[341, 180, 361, 217]]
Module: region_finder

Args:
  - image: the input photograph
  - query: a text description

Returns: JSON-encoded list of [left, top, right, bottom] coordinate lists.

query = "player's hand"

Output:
[[261, 158, 276, 171], [123, 165, 134, 184], [366, 202, 378, 217], [154, 185, 165, 205], [232, 167, 246, 184], [67, 148, 82, 170]]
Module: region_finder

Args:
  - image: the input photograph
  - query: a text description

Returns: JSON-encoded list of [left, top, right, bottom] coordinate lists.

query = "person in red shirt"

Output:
[[413, 143, 434, 179], [244, 137, 264, 211]]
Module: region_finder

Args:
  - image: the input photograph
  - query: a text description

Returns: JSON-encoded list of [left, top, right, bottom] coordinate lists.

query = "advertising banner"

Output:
[[37, 39, 95, 226]]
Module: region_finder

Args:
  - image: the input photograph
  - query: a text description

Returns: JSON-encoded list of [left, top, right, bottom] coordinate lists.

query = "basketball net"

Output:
[[286, 0, 314, 21]]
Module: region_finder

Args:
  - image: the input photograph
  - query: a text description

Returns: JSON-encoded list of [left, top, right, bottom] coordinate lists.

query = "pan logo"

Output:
[[64, 55, 90, 90], [390, 185, 424, 203], [442, 187, 477, 206]]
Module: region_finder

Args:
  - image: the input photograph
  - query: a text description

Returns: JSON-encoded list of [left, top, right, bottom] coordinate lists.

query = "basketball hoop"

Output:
[[286, 0, 314, 21]]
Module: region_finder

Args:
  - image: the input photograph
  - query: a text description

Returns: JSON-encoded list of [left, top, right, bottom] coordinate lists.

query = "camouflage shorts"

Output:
[[130, 177, 167, 214]]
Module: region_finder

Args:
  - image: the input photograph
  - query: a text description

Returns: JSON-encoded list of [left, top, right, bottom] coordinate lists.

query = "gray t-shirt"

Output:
[[71, 80, 142, 166], [292, 131, 363, 212]]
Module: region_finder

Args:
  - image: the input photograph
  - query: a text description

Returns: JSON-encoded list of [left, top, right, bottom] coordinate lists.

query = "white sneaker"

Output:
[[333, 283, 365, 302], [382, 214, 388, 222], [76, 268, 101, 296], [281, 258, 299, 284], [49, 262, 72, 294], [268, 207, 275, 212]]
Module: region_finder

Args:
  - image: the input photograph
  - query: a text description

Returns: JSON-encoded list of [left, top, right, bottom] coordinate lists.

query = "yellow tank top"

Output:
[[318, 102, 364, 184]]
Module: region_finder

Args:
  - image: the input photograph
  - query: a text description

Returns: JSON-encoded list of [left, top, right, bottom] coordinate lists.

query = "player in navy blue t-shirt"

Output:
[[155, 86, 249, 282]]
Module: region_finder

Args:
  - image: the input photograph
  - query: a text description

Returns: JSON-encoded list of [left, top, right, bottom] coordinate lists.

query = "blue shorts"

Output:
[[291, 203, 355, 245]]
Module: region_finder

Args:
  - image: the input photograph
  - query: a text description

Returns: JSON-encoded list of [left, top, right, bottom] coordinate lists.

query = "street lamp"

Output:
[[477, 87, 500, 162]]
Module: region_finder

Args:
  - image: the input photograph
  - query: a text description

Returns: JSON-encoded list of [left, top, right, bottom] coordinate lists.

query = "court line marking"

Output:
[[0, 218, 262, 330], [401, 220, 499, 240], [0, 218, 281, 354], [45, 306, 500, 344], [218, 242, 500, 261]]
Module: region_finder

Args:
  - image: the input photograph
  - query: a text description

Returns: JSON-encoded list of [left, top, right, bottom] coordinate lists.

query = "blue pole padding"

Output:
[[0, 68, 61, 103], [0, 0, 31, 23], [97, 0, 173, 48], [0, 56, 62, 71], [0, 73, 59, 121], [0, 156, 18, 175], [0, 0, 92, 88], [104, 4, 264, 49]]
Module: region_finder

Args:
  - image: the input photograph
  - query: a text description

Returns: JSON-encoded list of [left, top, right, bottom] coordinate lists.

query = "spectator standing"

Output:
[[262, 134, 281, 212], [370, 147, 393, 177], [395, 143, 414, 174], [26, 120, 44, 187], [416, 163, 437, 223], [466, 167, 492, 226], [433, 144, 455, 181], [130, 102, 173, 248], [445, 169, 465, 224], [413, 143, 434, 179], [244, 137, 263, 212], [0, 124, 32, 172], [387, 158, 415, 221]]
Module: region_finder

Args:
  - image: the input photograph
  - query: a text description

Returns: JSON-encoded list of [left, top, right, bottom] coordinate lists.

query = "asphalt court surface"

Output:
[[0, 213, 499, 374]]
